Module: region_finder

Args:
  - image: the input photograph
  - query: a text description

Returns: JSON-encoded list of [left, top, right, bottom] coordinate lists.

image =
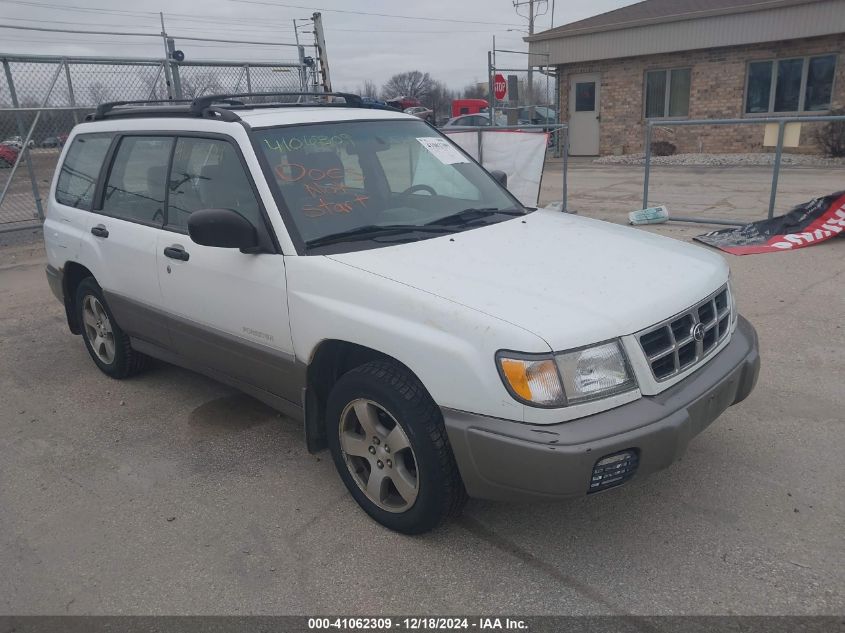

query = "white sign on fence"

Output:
[[443, 130, 548, 206]]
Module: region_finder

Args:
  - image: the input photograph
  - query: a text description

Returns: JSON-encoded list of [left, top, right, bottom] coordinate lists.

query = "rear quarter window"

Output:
[[54, 133, 113, 210]]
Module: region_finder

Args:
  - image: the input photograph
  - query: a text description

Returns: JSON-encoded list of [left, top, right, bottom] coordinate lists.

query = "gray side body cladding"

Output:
[[105, 290, 306, 422]]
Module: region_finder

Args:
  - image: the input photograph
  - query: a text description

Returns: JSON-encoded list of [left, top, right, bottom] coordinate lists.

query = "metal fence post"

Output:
[[487, 51, 494, 121], [161, 60, 175, 100], [169, 60, 183, 99], [147, 64, 164, 99], [245, 65, 253, 93], [562, 126, 569, 212], [642, 122, 653, 209], [234, 66, 246, 91], [477, 128, 483, 165], [768, 120, 785, 219], [63, 59, 79, 124]]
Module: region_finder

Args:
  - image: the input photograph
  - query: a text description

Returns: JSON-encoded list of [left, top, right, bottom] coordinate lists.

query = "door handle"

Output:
[[90, 224, 109, 238], [163, 245, 190, 261]]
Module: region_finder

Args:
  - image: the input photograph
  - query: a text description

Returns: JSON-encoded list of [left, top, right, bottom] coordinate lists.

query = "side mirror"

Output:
[[490, 170, 507, 188], [188, 208, 258, 250]]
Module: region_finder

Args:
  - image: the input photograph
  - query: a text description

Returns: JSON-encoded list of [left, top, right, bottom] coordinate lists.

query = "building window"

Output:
[[575, 82, 596, 111], [745, 54, 837, 114], [645, 68, 691, 118]]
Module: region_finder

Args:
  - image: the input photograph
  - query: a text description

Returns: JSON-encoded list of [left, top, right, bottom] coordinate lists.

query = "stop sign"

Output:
[[493, 73, 507, 100]]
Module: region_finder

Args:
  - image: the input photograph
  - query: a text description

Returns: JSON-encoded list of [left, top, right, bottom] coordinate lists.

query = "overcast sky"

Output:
[[1, 0, 635, 91]]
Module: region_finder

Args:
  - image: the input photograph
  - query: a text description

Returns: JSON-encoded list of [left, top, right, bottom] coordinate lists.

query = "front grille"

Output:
[[637, 285, 731, 381]]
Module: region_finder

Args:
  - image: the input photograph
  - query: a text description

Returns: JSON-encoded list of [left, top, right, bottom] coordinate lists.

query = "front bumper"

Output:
[[443, 315, 760, 501]]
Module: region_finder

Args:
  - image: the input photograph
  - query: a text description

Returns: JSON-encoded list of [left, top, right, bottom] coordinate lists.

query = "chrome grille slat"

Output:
[[637, 285, 732, 382], [648, 345, 675, 362]]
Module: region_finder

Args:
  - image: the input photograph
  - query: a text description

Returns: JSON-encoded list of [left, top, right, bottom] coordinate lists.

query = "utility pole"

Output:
[[292, 19, 307, 92], [312, 12, 332, 93], [513, 0, 545, 116], [159, 12, 175, 100]]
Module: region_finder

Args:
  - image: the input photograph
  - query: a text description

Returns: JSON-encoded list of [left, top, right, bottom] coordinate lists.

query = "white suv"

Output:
[[43, 93, 760, 534]]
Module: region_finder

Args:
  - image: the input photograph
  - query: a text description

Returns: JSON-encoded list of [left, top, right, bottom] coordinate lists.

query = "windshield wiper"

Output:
[[305, 224, 456, 249], [425, 207, 525, 227]]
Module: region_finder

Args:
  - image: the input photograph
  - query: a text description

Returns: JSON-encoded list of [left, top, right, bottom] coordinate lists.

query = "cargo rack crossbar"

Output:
[[86, 92, 386, 122]]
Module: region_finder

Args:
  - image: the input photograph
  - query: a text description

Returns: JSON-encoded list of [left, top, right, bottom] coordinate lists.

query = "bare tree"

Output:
[[813, 108, 845, 157], [357, 79, 379, 99], [87, 82, 113, 105], [141, 73, 167, 101], [179, 71, 223, 99], [428, 80, 456, 121], [381, 71, 435, 102], [461, 82, 487, 100]]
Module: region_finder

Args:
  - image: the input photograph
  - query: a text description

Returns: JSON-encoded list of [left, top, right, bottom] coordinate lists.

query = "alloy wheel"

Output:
[[81, 295, 115, 364], [338, 398, 419, 513]]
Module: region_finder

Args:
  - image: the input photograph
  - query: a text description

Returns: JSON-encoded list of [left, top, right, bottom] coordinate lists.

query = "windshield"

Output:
[[252, 119, 524, 253]]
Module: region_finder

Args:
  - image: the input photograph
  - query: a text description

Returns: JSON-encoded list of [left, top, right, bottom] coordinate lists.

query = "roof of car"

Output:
[[237, 105, 413, 128], [75, 104, 416, 134]]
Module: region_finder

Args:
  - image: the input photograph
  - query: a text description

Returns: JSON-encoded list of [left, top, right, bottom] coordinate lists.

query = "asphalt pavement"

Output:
[[0, 219, 842, 616]]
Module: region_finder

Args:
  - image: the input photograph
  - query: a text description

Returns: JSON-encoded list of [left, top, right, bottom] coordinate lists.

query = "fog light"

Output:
[[588, 450, 639, 493]]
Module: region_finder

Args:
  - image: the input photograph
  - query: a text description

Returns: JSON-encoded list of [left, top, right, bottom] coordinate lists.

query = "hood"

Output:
[[328, 210, 729, 351]]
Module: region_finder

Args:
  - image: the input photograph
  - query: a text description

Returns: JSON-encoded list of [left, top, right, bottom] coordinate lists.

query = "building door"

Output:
[[569, 73, 600, 156]]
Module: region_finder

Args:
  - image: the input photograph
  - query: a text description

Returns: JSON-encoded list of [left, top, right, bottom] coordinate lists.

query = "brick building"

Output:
[[526, 0, 845, 155]]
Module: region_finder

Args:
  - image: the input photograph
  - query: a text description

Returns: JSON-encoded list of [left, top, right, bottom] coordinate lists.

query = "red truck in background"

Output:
[[451, 99, 489, 118]]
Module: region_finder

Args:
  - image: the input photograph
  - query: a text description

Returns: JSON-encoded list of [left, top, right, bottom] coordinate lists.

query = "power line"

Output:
[[0, 15, 298, 35], [0, 35, 293, 49], [228, 0, 525, 26], [0, 0, 156, 17], [328, 27, 523, 34], [0, 0, 300, 27], [0, 23, 299, 46]]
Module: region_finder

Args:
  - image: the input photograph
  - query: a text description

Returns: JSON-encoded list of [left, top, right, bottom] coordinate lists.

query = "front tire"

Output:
[[75, 277, 147, 378], [326, 360, 467, 534]]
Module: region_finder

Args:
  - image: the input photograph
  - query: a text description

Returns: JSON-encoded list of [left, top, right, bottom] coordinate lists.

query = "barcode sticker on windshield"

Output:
[[416, 137, 469, 165]]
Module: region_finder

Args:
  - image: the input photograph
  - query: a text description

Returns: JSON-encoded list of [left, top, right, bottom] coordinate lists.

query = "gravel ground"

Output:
[[594, 152, 845, 167]]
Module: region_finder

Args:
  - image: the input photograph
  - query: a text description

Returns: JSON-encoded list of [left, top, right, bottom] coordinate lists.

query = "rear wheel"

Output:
[[75, 277, 147, 378], [326, 360, 467, 534]]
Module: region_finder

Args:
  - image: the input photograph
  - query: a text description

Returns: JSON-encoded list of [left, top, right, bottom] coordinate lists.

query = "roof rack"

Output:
[[190, 91, 364, 113], [86, 92, 387, 122], [89, 99, 191, 120]]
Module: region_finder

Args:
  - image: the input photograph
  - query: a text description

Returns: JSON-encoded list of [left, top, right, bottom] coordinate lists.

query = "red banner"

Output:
[[695, 191, 845, 255]]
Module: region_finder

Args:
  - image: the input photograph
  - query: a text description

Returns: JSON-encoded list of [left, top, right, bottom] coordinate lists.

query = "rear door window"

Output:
[[54, 133, 113, 210], [100, 136, 174, 226]]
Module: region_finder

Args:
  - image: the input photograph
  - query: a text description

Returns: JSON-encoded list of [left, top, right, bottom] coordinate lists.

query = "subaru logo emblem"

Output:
[[691, 323, 705, 342]]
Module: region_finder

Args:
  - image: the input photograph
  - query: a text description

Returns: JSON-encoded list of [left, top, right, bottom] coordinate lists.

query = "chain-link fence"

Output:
[[0, 53, 308, 231]]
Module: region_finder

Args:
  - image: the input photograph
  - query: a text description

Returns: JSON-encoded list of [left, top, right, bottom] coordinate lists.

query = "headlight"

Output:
[[555, 341, 636, 405], [497, 340, 636, 408]]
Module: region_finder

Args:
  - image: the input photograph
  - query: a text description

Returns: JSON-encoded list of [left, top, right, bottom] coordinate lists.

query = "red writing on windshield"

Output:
[[274, 162, 368, 218]]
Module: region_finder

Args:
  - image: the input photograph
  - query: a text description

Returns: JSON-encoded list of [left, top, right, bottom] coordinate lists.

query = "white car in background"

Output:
[[2, 135, 35, 150], [43, 93, 760, 534], [404, 106, 434, 122], [441, 112, 507, 128]]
